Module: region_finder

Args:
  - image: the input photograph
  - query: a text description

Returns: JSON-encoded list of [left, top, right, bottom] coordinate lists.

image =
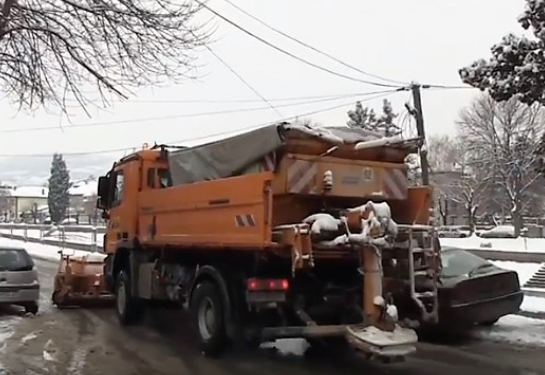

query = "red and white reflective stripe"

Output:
[[383, 168, 408, 200], [235, 214, 257, 227], [261, 151, 277, 172], [287, 159, 318, 194]]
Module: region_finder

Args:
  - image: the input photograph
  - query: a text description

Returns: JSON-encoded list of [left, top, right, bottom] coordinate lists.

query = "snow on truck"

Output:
[[95, 123, 440, 360]]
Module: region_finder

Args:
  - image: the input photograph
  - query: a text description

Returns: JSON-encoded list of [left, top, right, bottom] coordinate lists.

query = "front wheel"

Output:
[[190, 281, 228, 357], [25, 301, 39, 315], [115, 270, 144, 326]]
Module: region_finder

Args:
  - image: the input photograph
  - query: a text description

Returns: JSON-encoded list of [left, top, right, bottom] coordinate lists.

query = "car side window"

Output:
[[112, 171, 124, 206]]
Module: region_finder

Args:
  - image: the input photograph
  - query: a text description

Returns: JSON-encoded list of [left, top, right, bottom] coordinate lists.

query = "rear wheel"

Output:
[[25, 302, 39, 315], [115, 270, 144, 326], [190, 281, 228, 357]]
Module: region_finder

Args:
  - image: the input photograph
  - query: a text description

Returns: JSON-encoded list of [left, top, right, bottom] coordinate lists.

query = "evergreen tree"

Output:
[[347, 99, 401, 136], [48, 153, 70, 224], [460, 0, 545, 105]]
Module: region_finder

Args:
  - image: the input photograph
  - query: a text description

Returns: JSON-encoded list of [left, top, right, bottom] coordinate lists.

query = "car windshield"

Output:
[[0, 248, 34, 271], [440, 248, 493, 277]]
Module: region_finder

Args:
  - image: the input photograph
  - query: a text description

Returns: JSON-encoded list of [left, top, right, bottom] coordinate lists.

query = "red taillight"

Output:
[[246, 278, 289, 291]]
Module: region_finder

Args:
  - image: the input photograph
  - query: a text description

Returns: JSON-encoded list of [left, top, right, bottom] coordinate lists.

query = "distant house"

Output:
[[0, 179, 100, 222], [9, 186, 48, 217], [69, 179, 97, 215]]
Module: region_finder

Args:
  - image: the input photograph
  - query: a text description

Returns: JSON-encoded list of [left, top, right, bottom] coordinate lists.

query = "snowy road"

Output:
[[0, 259, 543, 375]]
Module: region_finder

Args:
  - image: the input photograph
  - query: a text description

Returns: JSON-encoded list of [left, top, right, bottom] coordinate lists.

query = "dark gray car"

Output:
[[0, 246, 40, 314]]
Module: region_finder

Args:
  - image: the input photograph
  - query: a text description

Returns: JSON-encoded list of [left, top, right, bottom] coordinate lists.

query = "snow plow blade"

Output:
[[345, 324, 417, 360], [260, 323, 417, 361], [51, 250, 115, 309]]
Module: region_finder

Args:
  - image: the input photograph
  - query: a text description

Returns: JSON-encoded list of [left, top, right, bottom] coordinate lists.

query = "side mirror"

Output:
[[97, 176, 110, 208]]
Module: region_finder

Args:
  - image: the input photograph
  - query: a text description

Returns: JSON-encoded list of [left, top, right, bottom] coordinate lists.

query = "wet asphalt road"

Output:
[[0, 258, 543, 375]]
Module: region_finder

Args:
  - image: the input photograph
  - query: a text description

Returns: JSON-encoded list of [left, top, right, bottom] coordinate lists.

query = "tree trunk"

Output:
[[513, 209, 523, 237], [467, 206, 475, 235]]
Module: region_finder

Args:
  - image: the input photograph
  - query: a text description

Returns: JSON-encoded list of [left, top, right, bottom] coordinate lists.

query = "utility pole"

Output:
[[410, 83, 430, 186]]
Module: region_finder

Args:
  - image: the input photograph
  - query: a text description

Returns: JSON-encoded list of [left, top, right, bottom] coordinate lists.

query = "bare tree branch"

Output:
[[0, 0, 211, 112], [456, 93, 545, 235]]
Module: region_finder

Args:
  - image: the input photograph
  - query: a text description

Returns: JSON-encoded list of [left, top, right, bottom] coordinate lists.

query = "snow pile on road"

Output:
[[520, 296, 545, 314], [473, 315, 545, 346], [442, 235, 545, 254]]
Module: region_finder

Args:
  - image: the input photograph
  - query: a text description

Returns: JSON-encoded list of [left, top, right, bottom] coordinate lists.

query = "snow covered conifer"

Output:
[[347, 99, 401, 136], [460, 0, 545, 105], [48, 153, 70, 224]]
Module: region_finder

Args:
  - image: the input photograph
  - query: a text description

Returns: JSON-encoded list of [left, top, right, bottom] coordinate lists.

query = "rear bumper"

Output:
[[441, 291, 523, 325], [0, 285, 40, 304]]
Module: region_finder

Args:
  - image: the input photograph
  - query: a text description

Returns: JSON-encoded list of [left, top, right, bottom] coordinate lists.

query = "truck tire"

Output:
[[190, 281, 228, 357], [115, 270, 144, 326]]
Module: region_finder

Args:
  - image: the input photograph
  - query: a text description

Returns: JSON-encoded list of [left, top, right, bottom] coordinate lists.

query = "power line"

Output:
[[203, 44, 283, 117], [219, 0, 409, 87], [54, 92, 393, 104], [194, 0, 404, 89], [0, 89, 401, 158], [0, 90, 393, 134], [425, 84, 477, 90]]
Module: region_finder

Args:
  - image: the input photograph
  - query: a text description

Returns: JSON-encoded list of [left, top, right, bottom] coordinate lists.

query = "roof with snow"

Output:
[[1, 180, 97, 198], [69, 180, 97, 197], [9, 186, 48, 198]]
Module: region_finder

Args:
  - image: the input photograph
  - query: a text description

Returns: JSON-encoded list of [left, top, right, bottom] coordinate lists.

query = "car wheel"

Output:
[[190, 281, 228, 357], [115, 270, 144, 326], [460, 234, 467, 238], [25, 302, 39, 315], [479, 318, 499, 327]]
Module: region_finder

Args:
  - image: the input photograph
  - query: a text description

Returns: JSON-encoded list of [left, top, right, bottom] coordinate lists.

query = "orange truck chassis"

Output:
[[96, 123, 439, 360]]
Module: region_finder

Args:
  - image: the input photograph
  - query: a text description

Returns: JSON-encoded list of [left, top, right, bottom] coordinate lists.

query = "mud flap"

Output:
[[345, 324, 417, 359]]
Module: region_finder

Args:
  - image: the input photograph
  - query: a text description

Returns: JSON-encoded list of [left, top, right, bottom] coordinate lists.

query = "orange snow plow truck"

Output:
[[96, 123, 439, 360]]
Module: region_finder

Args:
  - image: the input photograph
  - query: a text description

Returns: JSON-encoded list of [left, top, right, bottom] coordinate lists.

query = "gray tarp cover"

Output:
[[168, 123, 392, 185]]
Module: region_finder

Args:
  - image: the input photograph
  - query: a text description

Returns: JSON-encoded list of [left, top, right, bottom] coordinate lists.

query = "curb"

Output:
[[515, 310, 545, 320]]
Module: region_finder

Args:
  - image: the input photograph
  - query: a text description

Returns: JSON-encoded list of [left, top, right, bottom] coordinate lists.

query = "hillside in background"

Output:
[[0, 152, 125, 186]]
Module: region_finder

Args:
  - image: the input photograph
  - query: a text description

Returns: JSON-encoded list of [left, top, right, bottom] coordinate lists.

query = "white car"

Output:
[[479, 225, 516, 238], [438, 226, 468, 238]]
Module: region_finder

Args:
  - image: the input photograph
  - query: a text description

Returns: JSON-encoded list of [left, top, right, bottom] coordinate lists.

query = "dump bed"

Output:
[[137, 123, 426, 250]]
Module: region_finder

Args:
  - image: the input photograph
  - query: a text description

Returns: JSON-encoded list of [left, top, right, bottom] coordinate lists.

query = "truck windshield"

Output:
[[0, 248, 34, 271]]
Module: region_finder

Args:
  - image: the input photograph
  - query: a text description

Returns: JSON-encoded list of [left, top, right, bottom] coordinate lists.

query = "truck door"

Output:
[[105, 168, 127, 253]]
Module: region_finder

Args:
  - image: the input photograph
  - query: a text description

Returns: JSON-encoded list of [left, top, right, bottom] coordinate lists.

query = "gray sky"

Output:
[[0, 0, 525, 157]]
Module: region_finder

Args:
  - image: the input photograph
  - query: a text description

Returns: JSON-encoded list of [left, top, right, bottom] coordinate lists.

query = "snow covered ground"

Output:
[[472, 315, 545, 347], [442, 235, 545, 253], [0, 228, 104, 246], [0, 237, 101, 262]]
